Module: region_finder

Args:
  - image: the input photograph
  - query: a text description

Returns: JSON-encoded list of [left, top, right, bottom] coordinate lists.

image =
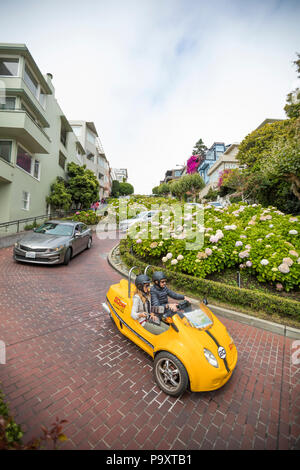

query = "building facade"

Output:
[[198, 143, 240, 199], [0, 43, 111, 224], [160, 168, 183, 184], [112, 168, 128, 183], [197, 142, 227, 185], [69, 121, 111, 199]]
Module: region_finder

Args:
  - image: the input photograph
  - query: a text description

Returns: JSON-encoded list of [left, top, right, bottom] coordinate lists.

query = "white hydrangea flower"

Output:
[[278, 263, 290, 274], [166, 252, 173, 259], [171, 259, 178, 265], [289, 230, 298, 235], [235, 241, 243, 247], [261, 259, 269, 266]]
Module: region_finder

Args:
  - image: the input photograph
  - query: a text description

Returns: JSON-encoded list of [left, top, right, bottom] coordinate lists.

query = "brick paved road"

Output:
[[0, 234, 299, 450]]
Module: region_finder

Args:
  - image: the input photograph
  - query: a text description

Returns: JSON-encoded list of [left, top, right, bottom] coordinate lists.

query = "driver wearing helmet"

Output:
[[131, 274, 169, 335], [150, 271, 185, 314]]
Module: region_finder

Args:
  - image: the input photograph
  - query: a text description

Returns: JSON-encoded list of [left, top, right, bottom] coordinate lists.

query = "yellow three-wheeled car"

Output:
[[103, 268, 238, 397]]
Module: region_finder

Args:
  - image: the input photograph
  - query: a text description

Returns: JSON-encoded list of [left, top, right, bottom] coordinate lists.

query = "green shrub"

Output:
[[0, 389, 23, 446], [120, 238, 300, 320], [72, 210, 100, 225]]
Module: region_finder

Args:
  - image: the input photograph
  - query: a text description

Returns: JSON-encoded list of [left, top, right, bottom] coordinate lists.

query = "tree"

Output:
[[192, 138, 207, 156], [119, 182, 134, 196], [111, 180, 120, 197], [46, 177, 72, 211], [152, 186, 159, 195], [284, 52, 300, 119], [67, 162, 99, 209], [157, 183, 170, 196], [263, 117, 300, 201], [171, 173, 205, 202]]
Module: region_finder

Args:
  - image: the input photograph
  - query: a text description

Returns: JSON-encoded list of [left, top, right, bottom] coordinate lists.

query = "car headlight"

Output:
[[46, 245, 64, 253], [204, 348, 219, 368], [14, 242, 19, 248]]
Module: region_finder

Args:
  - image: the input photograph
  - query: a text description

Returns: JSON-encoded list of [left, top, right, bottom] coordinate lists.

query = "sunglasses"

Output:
[[144, 284, 150, 288]]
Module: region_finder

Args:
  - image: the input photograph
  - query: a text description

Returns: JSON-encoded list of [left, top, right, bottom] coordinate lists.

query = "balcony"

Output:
[[0, 158, 14, 183], [0, 110, 50, 154]]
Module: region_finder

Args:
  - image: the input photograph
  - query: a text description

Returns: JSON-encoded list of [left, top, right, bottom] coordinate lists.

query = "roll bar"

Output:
[[144, 265, 151, 276], [128, 266, 138, 298]]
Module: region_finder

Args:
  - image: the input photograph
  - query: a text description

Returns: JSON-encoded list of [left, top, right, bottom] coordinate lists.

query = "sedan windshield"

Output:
[[35, 223, 73, 236]]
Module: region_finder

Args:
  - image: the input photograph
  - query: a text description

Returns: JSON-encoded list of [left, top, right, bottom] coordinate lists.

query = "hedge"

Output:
[[119, 239, 300, 320]]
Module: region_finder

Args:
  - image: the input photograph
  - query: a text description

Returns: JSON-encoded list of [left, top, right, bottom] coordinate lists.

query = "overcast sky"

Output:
[[1, 0, 300, 194]]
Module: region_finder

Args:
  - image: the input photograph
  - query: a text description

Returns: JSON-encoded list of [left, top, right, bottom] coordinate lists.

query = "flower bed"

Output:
[[120, 238, 300, 321], [127, 201, 300, 293]]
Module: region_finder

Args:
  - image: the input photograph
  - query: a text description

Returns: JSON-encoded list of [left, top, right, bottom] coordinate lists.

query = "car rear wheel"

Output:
[[154, 352, 189, 397], [63, 248, 72, 265]]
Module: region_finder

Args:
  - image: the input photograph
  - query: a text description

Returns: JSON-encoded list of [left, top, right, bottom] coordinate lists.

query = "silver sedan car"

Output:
[[13, 220, 92, 265]]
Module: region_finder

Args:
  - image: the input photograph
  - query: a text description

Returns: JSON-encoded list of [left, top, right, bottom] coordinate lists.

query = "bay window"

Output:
[[0, 97, 16, 110], [24, 65, 38, 97], [0, 141, 12, 163], [0, 58, 19, 76]]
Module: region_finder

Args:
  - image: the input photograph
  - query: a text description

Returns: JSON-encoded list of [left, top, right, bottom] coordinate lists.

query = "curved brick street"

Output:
[[0, 233, 299, 450]]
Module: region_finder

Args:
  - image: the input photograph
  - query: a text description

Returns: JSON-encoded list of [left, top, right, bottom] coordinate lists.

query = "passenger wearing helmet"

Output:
[[150, 271, 185, 314], [131, 274, 169, 335]]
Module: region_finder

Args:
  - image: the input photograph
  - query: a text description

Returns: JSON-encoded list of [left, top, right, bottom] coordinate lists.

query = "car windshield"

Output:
[[35, 223, 73, 236], [182, 306, 213, 329]]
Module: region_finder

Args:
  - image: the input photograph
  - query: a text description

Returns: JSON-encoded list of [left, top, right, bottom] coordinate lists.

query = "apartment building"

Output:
[[69, 120, 111, 199], [112, 168, 128, 183], [0, 43, 110, 224], [160, 168, 183, 184]]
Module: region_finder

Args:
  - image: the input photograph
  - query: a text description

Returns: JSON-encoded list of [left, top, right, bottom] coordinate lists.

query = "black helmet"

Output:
[[152, 271, 167, 284], [135, 274, 151, 291]]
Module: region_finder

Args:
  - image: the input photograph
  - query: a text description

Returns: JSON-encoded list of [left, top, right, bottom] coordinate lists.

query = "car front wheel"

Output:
[[86, 237, 92, 249], [154, 352, 189, 397], [63, 248, 72, 265]]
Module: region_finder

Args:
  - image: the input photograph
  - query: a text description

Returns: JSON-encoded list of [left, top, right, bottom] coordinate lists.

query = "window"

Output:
[[215, 145, 225, 152], [87, 152, 94, 162], [22, 191, 30, 211], [0, 97, 16, 110], [59, 152, 66, 169], [39, 90, 47, 109], [0, 141, 12, 163], [17, 146, 32, 174], [72, 125, 82, 137], [33, 160, 40, 179], [24, 65, 38, 97], [60, 127, 67, 147], [87, 129, 96, 145], [174, 170, 182, 177], [0, 58, 19, 76]]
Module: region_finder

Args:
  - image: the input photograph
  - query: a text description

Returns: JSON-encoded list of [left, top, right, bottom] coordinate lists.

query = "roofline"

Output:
[[0, 43, 52, 94]]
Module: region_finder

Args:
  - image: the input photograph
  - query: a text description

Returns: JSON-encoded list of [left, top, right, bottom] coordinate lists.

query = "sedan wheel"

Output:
[[154, 352, 188, 397], [63, 248, 72, 265], [86, 237, 92, 249]]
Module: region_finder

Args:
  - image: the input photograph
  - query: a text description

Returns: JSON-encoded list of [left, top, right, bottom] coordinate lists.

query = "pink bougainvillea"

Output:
[[187, 155, 202, 174]]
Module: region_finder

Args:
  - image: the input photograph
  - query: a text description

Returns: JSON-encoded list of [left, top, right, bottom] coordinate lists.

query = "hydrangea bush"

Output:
[[128, 202, 300, 292]]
